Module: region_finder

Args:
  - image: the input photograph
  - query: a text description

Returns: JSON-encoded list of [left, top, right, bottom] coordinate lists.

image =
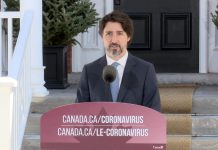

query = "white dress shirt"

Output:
[[106, 51, 128, 87]]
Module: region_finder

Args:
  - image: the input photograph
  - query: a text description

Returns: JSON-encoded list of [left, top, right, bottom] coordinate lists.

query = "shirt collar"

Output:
[[106, 51, 128, 67]]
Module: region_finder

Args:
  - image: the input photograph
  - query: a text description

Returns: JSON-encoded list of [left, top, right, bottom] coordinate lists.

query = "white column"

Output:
[[20, 0, 49, 96], [199, 0, 208, 73]]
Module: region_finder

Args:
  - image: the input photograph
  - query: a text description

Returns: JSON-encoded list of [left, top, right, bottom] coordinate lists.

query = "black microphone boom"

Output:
[[102, 65, 117, 83]]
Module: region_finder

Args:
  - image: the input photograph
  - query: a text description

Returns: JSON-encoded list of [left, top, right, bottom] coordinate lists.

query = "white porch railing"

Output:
[[0, 11, 33, 150], [0, 12, 20, 76]]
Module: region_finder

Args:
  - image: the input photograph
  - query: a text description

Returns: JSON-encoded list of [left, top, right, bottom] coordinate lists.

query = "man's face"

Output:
[[102, 22, 130, 61]]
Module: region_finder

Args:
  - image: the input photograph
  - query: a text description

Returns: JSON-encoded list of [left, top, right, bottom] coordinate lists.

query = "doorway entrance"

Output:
[[114, 0, 199, 73]]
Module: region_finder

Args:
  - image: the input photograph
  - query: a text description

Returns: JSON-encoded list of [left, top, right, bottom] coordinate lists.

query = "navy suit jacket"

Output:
[[77, 53, 161, 112]]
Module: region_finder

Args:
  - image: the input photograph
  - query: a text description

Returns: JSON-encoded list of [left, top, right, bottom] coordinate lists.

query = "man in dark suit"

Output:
[[77, 10, 161, 112]]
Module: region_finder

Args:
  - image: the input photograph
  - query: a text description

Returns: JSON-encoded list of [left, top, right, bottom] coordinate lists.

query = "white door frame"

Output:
[[207, 0, 218, 73], [199, 0, 208, 73]]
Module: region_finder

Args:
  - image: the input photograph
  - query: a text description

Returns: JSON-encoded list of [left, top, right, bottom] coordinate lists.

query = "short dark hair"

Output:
[[99, 10, 134, 45]]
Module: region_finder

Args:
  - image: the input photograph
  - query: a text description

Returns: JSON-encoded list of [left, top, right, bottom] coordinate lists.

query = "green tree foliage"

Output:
[[43, 0, 100, 46]]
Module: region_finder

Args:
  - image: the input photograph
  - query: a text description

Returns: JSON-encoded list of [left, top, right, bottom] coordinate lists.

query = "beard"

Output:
[[107, 43, 123, 57]]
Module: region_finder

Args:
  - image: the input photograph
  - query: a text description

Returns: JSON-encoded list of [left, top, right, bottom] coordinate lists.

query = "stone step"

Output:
[[25, 114, 40, 135], [160, 85, 195, 114], [25, 113, 218, 136], [167, 135, 192, 150], [166, 114, 192, 135], [192, 136, 218, 150], [30, 84, 218, 115], [30, 84, 77, 114], [21, 134, 218, 150], [193, 86, 218, 114], [157, 73, 218, 85], [68, 73, 218, 85], [22, 135, 39, 150], [192, 115, 218, 136]]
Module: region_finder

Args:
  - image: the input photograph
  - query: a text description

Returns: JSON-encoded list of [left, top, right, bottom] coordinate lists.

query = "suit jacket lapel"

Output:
[[117, 53, 136, 102], [98, 56, 113, 102]]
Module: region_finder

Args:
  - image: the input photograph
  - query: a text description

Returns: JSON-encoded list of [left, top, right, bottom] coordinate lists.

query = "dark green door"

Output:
[[114, 0, 199, 73]]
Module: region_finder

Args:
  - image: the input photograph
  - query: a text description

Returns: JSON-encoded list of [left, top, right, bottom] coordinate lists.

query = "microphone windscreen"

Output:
[[102, 65, 117, 83]]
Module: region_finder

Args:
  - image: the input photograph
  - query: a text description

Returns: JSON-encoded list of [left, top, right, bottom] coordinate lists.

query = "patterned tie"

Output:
[[110, 62, 120, 102]]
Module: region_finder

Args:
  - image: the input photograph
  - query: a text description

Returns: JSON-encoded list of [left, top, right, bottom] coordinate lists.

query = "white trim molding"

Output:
[[199, 0, 208, 73], [208, 0, 218, 73]]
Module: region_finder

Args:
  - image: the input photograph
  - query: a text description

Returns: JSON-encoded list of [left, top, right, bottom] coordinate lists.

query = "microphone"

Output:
[[102, 65, 117, 83]]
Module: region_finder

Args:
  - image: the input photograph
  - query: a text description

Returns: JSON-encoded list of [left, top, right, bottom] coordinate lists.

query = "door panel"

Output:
[[114, 0, 199, 73]]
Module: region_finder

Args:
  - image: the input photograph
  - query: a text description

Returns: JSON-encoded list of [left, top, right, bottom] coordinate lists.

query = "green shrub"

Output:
[[43, 0, 100, 46]]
